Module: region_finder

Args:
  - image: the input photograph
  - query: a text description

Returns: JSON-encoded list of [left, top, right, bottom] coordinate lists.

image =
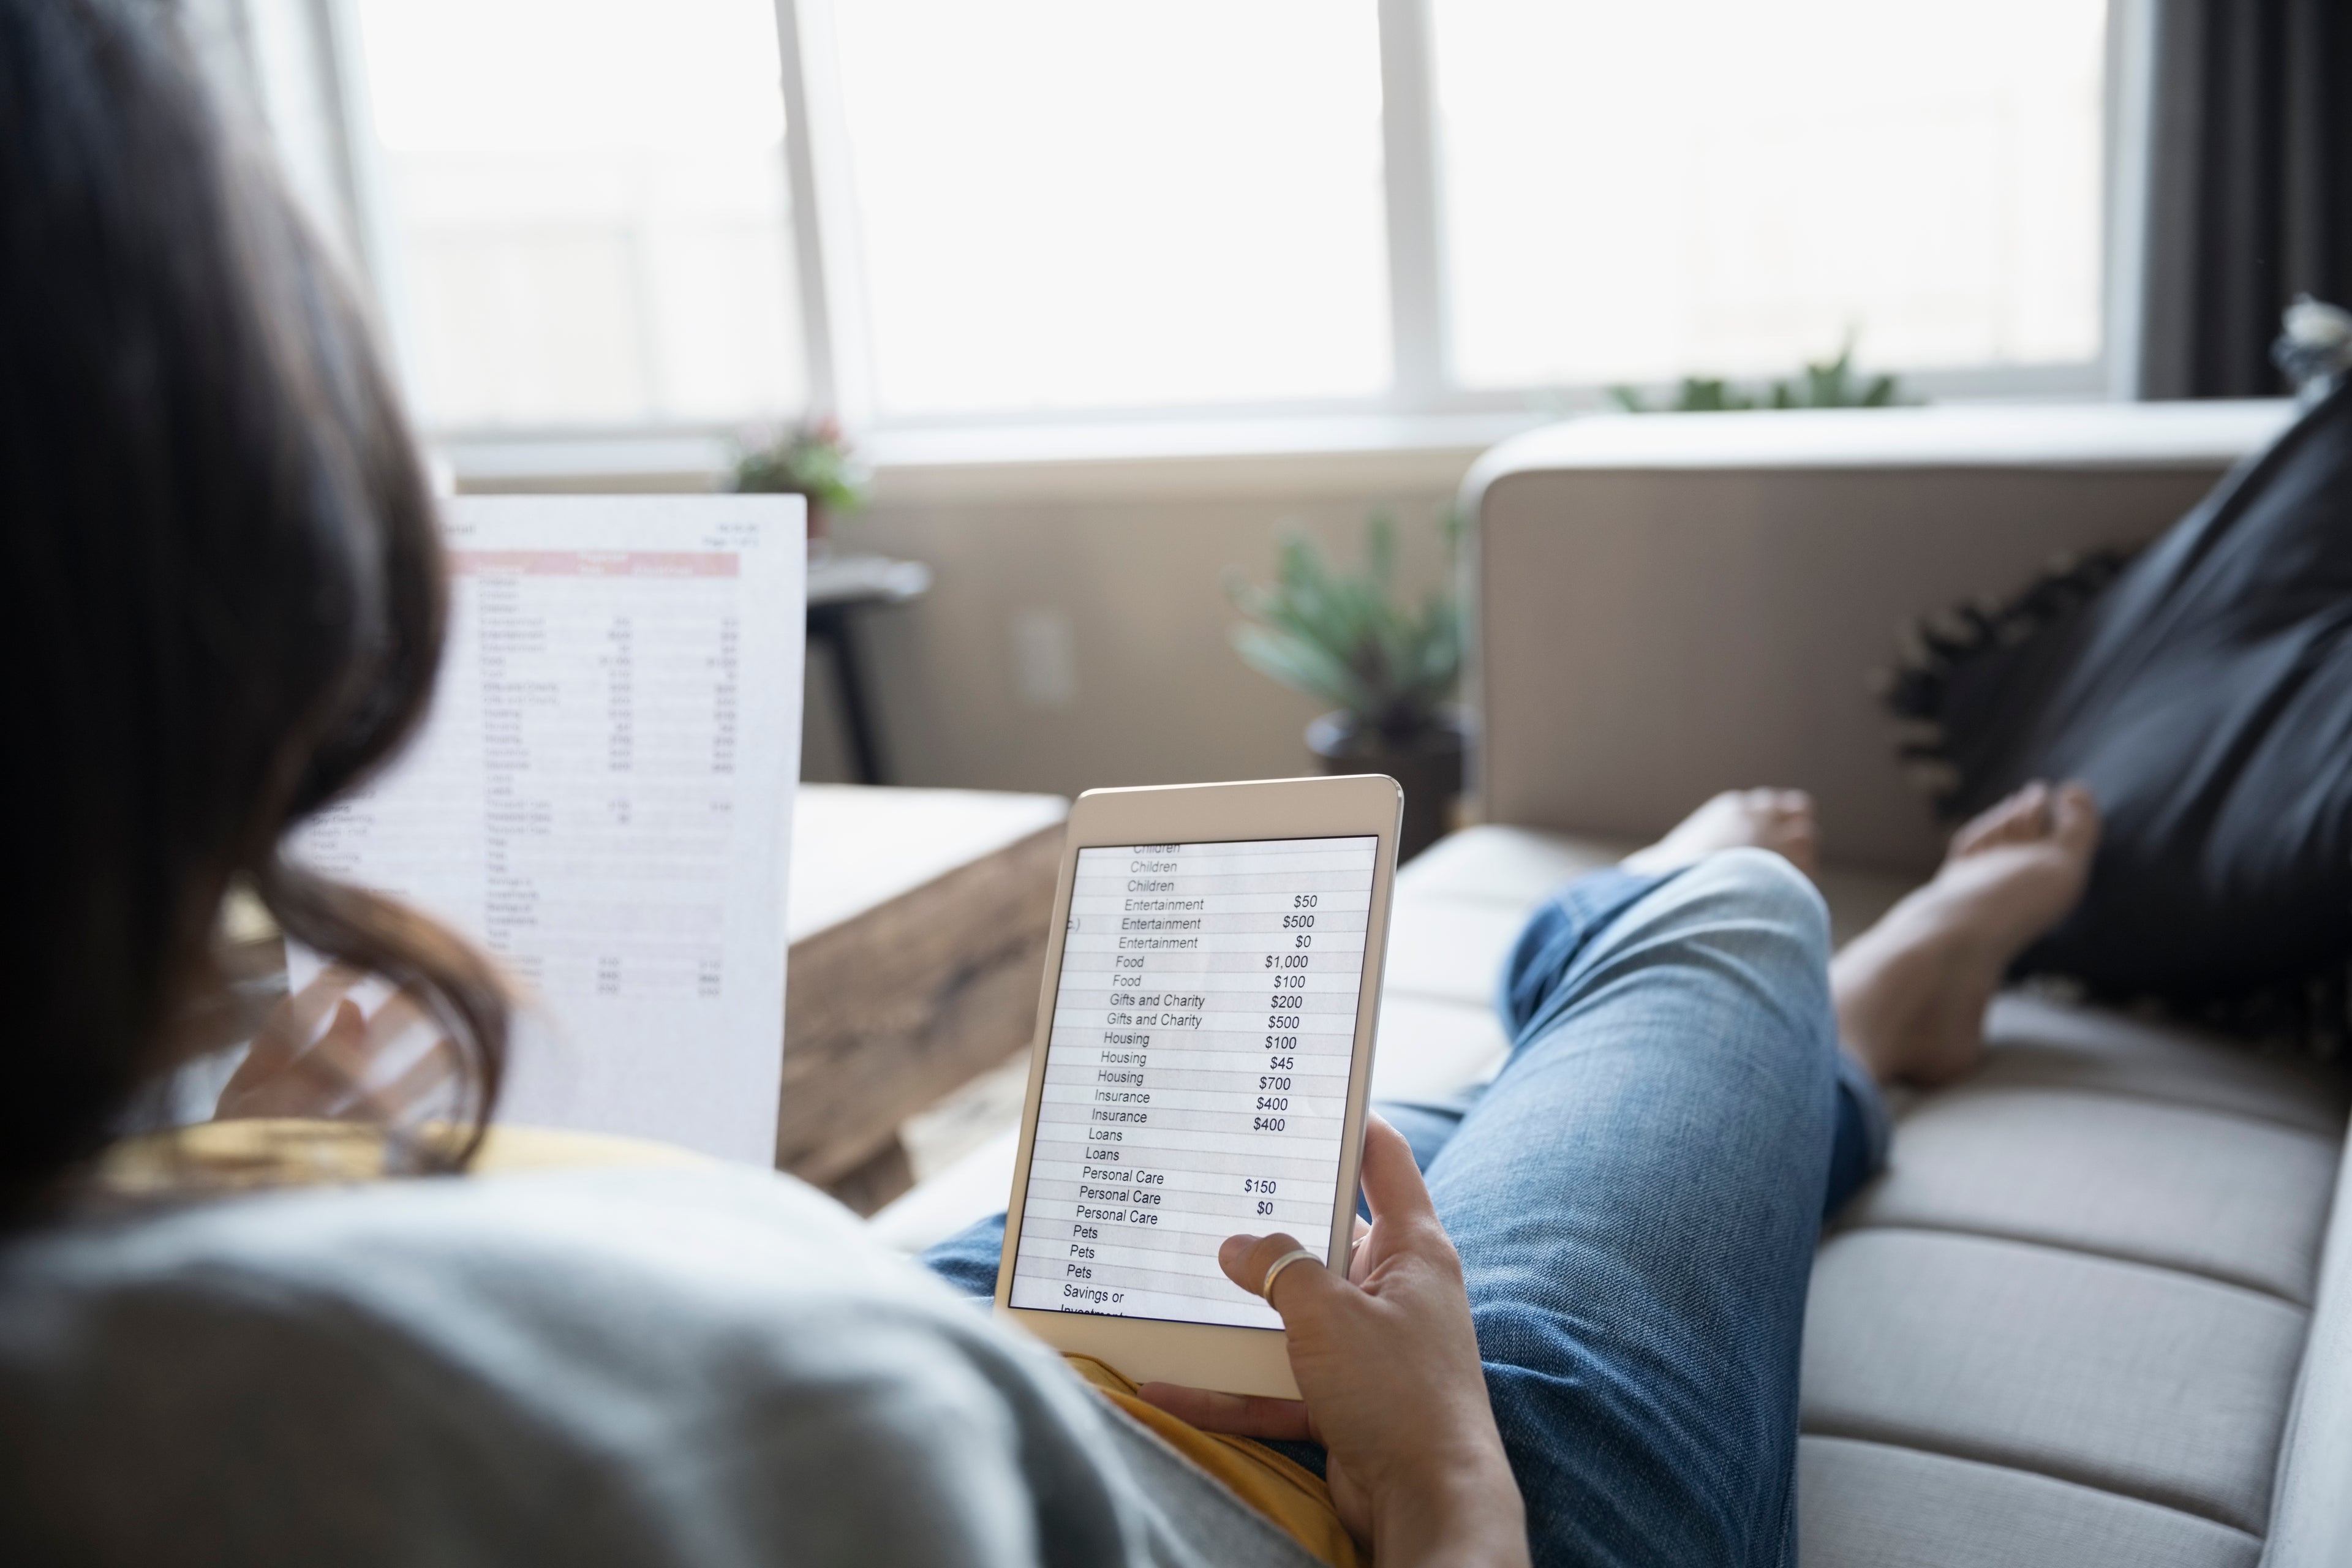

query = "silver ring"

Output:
[[1259, 1247, 1322, 1300]]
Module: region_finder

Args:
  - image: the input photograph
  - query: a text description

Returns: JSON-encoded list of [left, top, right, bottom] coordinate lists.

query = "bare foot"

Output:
[[1831, 781, 2100, 1087], [1623, 788, 1820, 879]]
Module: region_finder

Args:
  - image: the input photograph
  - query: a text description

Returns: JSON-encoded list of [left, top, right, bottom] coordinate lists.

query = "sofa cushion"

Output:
[[1837, 1082, 2338, 1303], [1798, 1436, 2260, 1568], [1366, 994, 1510, 1101], [1803, 1228, 2308, 1533], [1973, 993, 2347, 1139], [1384, 893, 1545, 1010], [1371, 827, 1621, 1091], [1386, 821, 1913, 949], [1804, 996, 2346, 1560], [1388, 822, 1627, 905]]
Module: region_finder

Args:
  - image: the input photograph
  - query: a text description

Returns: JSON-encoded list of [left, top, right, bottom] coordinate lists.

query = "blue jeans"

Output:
[[924, 850, 1890, 1567]]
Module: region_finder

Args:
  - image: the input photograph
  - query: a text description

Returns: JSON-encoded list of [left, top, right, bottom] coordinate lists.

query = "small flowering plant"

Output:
[[732, 417, 870, 533]]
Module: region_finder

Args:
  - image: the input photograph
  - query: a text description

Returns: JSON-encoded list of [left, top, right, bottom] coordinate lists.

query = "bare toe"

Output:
[[1950, 780, 2051, 859], [1834, 779, 2100, 1088], [1624, 787, 1820, 878], [1760, 790, 1820, 876], [2048, 782, 2100, 856]]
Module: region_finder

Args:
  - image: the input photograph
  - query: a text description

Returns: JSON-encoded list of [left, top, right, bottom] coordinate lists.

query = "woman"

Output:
[[0, 4, 2100, 1564]]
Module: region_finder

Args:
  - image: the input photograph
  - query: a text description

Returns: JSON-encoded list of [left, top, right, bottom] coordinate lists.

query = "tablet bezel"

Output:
[[992, 774, 1403, 1398]]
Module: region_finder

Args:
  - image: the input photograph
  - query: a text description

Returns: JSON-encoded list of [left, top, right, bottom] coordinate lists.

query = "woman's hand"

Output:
[[216, 967, 454, 1123], [1138, 1117, 1528, 1567]]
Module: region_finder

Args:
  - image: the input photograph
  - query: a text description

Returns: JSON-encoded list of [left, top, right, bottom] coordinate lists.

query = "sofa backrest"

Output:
[[1462, 401, 2294, 876]]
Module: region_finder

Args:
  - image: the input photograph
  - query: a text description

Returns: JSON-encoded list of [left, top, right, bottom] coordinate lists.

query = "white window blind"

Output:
[[1430, 0, 2108, 390], [826, 0, 1391, 418], [354, 0, 805, 428]]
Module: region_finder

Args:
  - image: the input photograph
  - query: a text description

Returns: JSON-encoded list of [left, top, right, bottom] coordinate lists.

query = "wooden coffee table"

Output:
[[778, 785, 1066, 1213]]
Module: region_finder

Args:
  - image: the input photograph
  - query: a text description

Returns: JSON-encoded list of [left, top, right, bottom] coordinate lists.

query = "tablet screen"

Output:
[[1009, 834, 1376, 1328]]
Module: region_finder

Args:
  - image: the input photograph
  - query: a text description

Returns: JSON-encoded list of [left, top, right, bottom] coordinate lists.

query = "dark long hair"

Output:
[[0, 0, 506, 1218]]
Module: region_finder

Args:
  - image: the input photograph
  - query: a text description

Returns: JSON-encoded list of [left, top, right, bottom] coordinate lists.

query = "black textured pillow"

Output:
[[1885, 382, 2352, 1016]]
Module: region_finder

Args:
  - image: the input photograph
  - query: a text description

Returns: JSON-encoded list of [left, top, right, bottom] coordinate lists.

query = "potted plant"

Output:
[[731, 417, 869, 551], [1604, 339, 1907, 412], [1228, 513, 1466, 860]]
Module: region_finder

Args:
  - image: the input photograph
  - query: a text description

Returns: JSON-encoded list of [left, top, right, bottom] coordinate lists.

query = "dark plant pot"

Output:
[[1305, 711, 1467, 863]]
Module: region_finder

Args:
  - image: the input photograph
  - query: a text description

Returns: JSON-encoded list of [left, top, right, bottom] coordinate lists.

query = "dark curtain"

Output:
[[2140, 0, 2352, 399]]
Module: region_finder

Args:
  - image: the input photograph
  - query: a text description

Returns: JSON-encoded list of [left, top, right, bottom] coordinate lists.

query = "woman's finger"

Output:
[[1218, 1231, 1344, 1316], [238, 967, 363, 1076], [248, 1000, 370, 1116], [275, 965, 364, 1043], [366, 1038, 459, 1119], [287, 1046, 364, 1115], [221, 992, 357, 1108], [1133, 1382, 1314, 1441], [287, 963, 364, 1011], [1216, 1231, 1264, 1284], [362, 987, 431, 1054], [225, 1033, 361, 1117], [304, 998, 375, 1083], [1357, 1114, 1438, 1228]]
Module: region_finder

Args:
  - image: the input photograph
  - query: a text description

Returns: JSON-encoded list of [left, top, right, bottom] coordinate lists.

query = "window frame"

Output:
[[309, 0, 2154, 480]]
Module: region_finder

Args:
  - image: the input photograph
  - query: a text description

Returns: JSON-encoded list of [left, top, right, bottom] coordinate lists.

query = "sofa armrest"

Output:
[[2263, 1117, 2352, 1566]]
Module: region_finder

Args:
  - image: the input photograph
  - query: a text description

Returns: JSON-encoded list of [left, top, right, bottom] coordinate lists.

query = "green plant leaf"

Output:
[[1619, 338, 1910, 414], [1226, 514, 1464, 736]]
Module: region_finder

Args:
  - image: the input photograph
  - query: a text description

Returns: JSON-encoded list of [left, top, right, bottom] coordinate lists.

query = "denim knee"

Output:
[[1656, 848, 1839, 1094], [1501, 850, 1834, 1058], [1683, 846, 1832, 968]]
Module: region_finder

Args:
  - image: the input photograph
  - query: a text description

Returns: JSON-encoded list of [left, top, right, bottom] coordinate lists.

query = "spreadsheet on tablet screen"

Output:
[[1010, 835, 1375, 1328]]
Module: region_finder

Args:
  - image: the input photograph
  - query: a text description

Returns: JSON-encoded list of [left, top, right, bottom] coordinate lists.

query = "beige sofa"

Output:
[[1456, 401, 2349, 1567], [880, 399, 2352, 1566]]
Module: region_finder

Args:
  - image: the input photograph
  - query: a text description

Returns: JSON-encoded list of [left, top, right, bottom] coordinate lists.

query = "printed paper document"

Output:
[[292, 495, 804, 1163]]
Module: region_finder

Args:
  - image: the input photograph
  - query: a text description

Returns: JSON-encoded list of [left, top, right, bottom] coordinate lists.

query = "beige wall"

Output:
[[799, 459, 1474, 797]]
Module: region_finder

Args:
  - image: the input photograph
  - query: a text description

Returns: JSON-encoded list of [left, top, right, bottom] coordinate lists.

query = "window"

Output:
[[353, 0, 804, 428], [1430, 0, 2108, 390], [232, 0, 2118, 446], [827, 0, 1390, 418]]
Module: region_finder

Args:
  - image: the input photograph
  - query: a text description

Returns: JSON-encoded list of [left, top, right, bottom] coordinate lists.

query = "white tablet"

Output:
[[993, 775, 1402, 1398]]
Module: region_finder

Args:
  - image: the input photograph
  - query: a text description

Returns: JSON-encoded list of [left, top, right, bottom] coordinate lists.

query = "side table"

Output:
[[805, 551, 930, 785]]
